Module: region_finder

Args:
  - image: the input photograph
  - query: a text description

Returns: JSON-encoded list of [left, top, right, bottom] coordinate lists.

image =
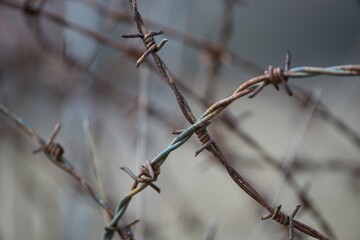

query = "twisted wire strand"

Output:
[[287, 65, 360, 78], [172, 121, 213, 156]]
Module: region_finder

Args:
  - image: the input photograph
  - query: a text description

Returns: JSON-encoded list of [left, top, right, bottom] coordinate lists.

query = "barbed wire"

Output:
[[102, 4, 360, 240], [85, 0, 360, 154], [1, 0, 360, 239], [101, 2, 360, 240], [104, 47, 359, 239], [69, 0, 360, 154], [0, 104, 135, 240], [2, 0, 359, 154]]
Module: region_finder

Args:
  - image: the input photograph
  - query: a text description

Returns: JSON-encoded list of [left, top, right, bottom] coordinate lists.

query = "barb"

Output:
[[122, 30, 168, 67], [32, 123, 64, 160], [250, 52, 293, 98], [120, 160, 161, 193], [261, 205, 301, 240]]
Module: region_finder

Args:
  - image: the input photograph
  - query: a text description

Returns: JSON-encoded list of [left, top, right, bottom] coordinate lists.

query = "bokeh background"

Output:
[[0, 0, 360, 239]]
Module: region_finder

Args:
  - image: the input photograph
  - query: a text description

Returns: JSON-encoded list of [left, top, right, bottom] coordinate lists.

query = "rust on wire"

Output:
[[194, 123, 214, 156], [261, 205, 301, 240], [103, 45, 360, 238], [33, 123, 64, 161], [102, 1, 360, 239], [250, 52, 293, 98], [122, 30, 168, 67], [120, 160, 161, 193], [1, 1, 359, 239]]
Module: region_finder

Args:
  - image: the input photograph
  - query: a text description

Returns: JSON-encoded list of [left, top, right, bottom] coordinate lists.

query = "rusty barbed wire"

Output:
[[249, 51, 292, 97], [104, 44, 359, 240], [32, 123, 64, 160], [120, 160, 161, 193], [101, 1, 360, 240], [172, 2, 337, 234], [2, 0, 359, 156], [0, 104, 135, 240], [84, 1, 339, 236], [122, 31, 168, 67], [171, 73, 339, 239], [1, 0, 358, 239], [79, 0, 360, 154], [261, 205, 302, 240]]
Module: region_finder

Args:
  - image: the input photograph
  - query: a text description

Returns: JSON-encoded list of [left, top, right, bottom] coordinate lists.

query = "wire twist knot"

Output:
[[261, 205, 301, 240], [173, 121, 214, 156], [250, 51, 293, 98], [122, 30, 168, 67], [195, 122, 211, 144], [261, 205, 291, 225], [33, 123, 64, 160], [267, 66, 287, 90], [138, 161, 160, 183], [120, 161, 161, 193], [194, 121, 214, 156]]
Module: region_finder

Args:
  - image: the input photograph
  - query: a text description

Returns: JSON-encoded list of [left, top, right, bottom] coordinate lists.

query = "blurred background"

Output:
[[0, 0, 360, 239]]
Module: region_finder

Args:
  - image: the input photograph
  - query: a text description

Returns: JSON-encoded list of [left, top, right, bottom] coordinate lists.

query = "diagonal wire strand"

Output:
[[252, 88, 322, 240]]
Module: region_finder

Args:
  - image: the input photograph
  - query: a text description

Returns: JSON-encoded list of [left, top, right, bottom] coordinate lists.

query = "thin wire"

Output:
[[135, 65, 150, 240], [272, 89, 322, 200], [252, 88, 322, 240], [83, 118, 109, 226]]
